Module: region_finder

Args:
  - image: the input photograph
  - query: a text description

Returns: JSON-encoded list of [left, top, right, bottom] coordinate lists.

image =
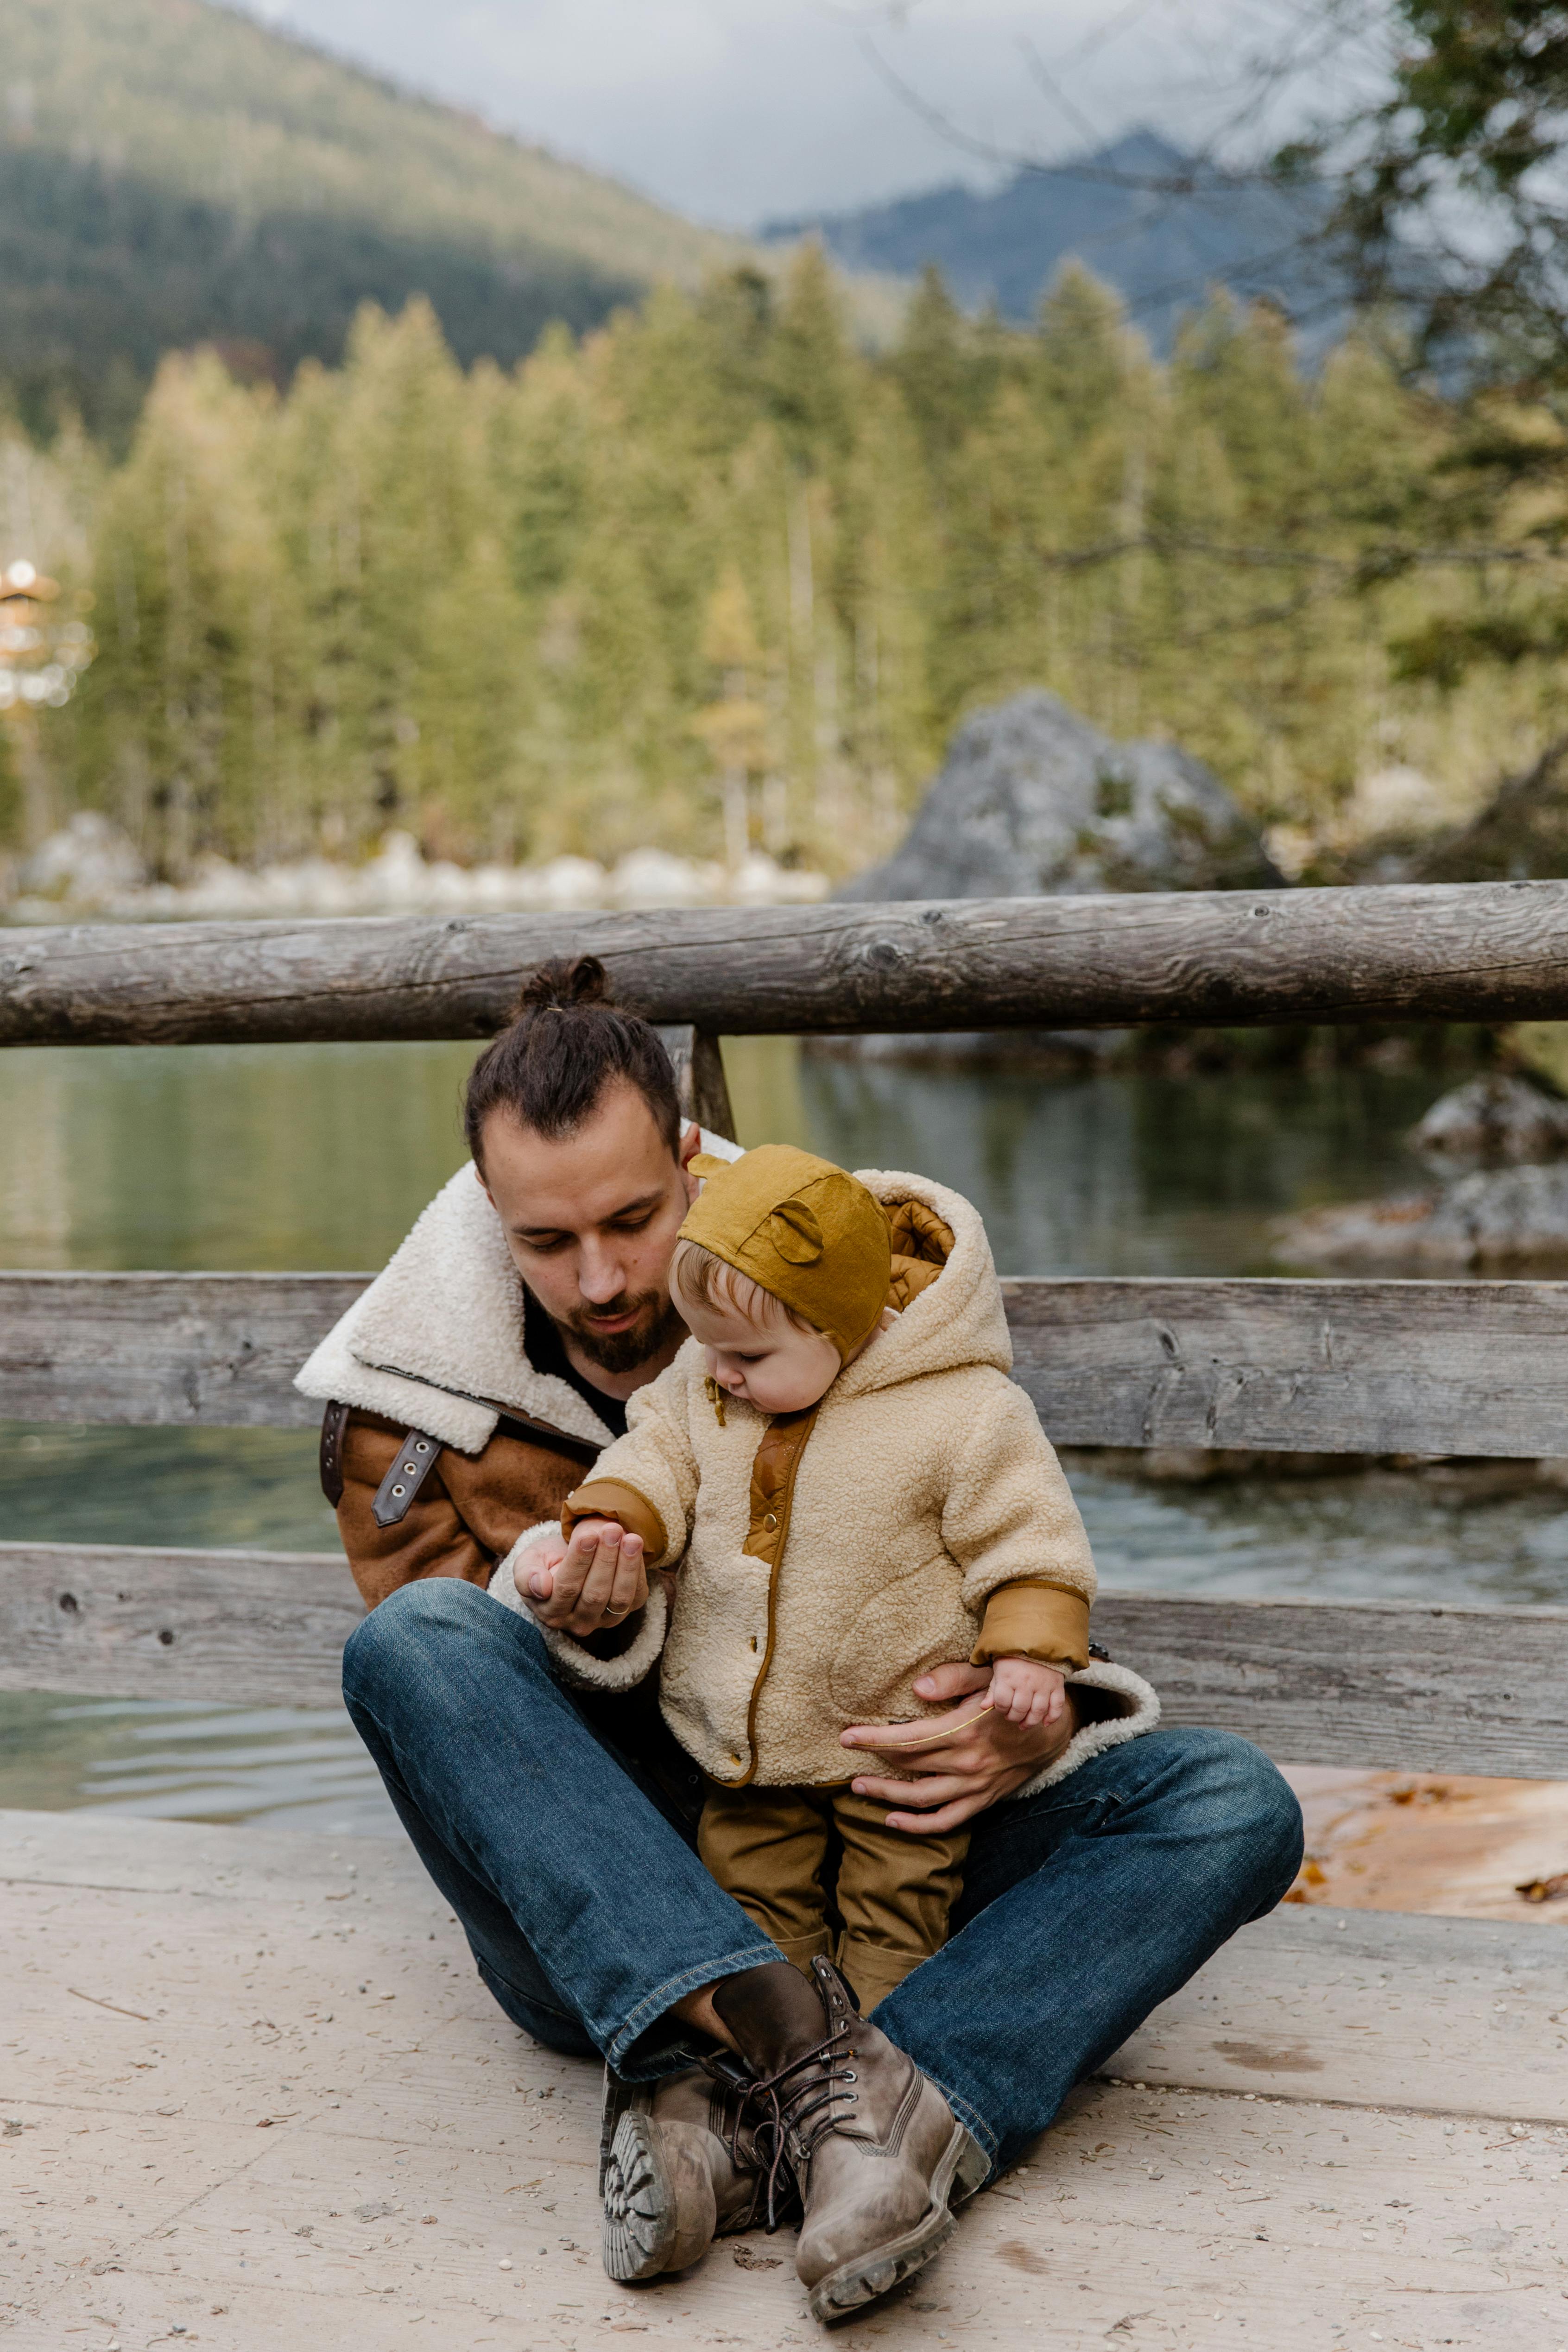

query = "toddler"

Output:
[[551, 1144, 1096, 2012]]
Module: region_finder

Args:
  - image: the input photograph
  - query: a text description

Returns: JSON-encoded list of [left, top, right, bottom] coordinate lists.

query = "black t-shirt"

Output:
[[522, 1286, 629, 1441]]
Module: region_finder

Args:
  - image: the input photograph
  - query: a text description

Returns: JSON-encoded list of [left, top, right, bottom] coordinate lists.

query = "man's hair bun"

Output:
[[465, 954, 680, 1165], [515, 955, 612, 1017]]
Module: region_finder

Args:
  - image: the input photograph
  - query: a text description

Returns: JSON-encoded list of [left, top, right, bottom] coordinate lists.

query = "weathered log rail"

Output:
[[8, 879, 1568, 1044], [9, 1269, 1568, 1458]]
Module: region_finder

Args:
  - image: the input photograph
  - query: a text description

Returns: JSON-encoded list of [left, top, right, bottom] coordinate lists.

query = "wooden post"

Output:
[[655, 1024, 737, 1141]]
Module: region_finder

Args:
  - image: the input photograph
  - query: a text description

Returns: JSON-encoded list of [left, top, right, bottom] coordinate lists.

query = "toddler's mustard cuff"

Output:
[[561, 1479, 669, 1562], [972, 1582, 1090, 1672]]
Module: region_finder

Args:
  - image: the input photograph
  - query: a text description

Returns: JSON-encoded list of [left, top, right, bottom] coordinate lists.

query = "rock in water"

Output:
[[1409, 1074, 1568, 1172], [1276, 1163, 1568, 1269], [841, 690, 1280, 900]]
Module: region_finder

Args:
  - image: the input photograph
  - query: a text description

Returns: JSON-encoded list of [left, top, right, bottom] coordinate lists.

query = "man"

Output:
[[301, 956, 1302, 2321]]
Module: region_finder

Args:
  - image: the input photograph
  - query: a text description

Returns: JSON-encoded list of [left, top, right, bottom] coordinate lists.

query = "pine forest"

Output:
[[5, 248, 1565, 885]]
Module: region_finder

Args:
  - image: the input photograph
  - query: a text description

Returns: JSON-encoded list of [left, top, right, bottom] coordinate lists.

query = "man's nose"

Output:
[[577, 1244, 627, 1304]]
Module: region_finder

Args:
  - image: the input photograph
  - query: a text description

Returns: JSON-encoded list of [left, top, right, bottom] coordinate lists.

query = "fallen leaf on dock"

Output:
[[1515, 1872, 1568, 1903]]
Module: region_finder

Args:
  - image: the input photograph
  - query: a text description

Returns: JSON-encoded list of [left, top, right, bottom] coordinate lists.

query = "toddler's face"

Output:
[[680, 1290, 842, 1415]]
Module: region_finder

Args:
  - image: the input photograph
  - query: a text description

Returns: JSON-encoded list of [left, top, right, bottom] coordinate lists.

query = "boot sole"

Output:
[[601, 2111, 721, 2283], [805, 2123, 990, 2325], [598, 2066, 648, 2198], [602, 2112, 679, 2283]]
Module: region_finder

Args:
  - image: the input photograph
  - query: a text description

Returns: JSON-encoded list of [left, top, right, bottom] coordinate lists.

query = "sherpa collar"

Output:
[[295, 1133, 744, 1455]]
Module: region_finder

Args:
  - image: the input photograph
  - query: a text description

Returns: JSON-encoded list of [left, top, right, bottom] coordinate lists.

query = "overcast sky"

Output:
[[238, 0, 1335, 229]]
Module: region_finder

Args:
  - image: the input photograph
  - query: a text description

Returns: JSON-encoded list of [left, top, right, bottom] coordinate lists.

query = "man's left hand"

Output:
[[840, 1662, 1077, 1835]]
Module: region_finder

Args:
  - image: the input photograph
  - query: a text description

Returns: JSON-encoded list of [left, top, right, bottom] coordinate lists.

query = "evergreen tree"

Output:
[[16, 262, 1563, 883]]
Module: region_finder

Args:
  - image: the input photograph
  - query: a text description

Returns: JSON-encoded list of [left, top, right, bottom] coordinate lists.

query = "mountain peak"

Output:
[[761, 126, 1340, 355]]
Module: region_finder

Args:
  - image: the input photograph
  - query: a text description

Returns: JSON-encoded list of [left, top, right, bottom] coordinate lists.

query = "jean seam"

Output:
[[608, 1943, 781, 2069]]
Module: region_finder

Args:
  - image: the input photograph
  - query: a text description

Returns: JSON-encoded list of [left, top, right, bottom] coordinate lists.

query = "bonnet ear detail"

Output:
[[766, 1200, 824, 1265], [676, 1141, 889, 1360], [689, 1152, 732, 1187]]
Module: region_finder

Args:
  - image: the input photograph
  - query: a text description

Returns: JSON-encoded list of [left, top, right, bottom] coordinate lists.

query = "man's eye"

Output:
[[519, 1234, 567, 1253], [610, 1211, 656, 1233]]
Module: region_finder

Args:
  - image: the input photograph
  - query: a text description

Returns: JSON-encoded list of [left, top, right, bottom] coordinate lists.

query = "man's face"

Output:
[[477, 1079, 700, 1376]]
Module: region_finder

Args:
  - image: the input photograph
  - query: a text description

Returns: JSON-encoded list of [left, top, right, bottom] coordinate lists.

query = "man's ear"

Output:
[[678, 1121, 702, 1205]]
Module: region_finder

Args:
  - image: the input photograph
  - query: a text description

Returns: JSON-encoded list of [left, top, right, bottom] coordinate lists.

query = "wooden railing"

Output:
[[8, 881, 1568, 1043], [7, 889, 1568, 1780], [12, 1270, 1568, 1452]]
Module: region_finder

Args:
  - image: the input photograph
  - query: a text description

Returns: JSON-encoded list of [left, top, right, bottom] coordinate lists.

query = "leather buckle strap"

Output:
[[372, 1429, 443, 1527], [319, 1400, 349, 1508]]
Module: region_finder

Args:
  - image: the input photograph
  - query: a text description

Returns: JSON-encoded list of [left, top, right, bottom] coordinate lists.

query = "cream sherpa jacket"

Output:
[[535, 1169, 1124, 1791]]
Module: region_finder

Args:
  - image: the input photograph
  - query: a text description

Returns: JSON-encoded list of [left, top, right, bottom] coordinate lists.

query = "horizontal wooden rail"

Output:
[[6, 882, 1568, 1043], [1007, 1276, 1568, 1457], [6, 1543, 1566, 1776], [1, 1273, 368, 1428], [7, 1270, 1568, 1457], [1, 1545, 360, 1708]]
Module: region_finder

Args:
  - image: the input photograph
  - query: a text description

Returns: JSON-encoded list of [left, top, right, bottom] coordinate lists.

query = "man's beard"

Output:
[[558, 1289, 687, 1376]]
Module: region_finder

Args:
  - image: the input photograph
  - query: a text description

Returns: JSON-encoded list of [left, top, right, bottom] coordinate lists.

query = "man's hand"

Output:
[[513, 1518, 648, 1640], [840, 1661, 1077, 1836]]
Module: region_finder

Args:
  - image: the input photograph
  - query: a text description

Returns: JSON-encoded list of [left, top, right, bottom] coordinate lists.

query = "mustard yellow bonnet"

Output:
[[678, 1144, 891, 1360]]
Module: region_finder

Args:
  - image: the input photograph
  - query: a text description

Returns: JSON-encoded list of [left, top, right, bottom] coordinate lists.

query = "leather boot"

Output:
[[714, 1955, 989, 2323], [600, 2053, 791, 2283]]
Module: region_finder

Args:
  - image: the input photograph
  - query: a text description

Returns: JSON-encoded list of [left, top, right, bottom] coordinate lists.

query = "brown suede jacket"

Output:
[[325, 1405, 596, 1609], [297, 1155, 745, 1611]]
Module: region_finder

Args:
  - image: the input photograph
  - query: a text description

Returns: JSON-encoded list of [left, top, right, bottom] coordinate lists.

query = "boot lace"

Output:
[[733, 2020, 859, 2232]]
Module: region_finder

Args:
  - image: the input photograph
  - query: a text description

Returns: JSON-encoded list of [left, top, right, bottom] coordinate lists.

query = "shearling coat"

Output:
[[556, 1169, 1100, 1789], [294, 1134, 744, 1606]]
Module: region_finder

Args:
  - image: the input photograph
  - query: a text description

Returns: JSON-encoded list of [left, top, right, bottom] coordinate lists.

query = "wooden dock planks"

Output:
[[2, 1808, 1565, 2351]]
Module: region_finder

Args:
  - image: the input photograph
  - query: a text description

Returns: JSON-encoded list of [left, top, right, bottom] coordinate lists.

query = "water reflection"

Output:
[[1080, 1465, 1568, 1608], [0, 1037, 1442, 1275], [0, 1692, 393, 1834], [3, 1424, 334, 1549], [0, 1040, 476, 1270], [794, 1057, 1441, 1276]]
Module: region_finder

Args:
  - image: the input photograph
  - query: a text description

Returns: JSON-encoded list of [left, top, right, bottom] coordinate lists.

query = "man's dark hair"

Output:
[[463, 956, 682, 1167]]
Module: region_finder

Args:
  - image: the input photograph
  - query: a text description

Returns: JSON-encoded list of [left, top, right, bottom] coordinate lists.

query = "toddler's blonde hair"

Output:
[[671, 1236, 822, 1337]]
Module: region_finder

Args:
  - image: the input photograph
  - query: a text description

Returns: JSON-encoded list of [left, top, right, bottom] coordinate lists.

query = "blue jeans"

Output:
[[343, 1580, 1303, 2176]]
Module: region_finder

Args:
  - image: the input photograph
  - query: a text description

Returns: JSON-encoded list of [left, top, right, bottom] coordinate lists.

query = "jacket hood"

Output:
[[295, 1132, 743, 1453], [834, 1168, 1012, 1399]]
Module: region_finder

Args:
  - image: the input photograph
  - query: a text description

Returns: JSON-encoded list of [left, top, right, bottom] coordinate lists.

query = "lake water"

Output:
[[6, 1034, 1563, 1835]]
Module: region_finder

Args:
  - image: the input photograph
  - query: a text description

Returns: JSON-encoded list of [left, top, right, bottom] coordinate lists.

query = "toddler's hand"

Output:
[[514, 1518, 647, 1637], [987, 1655, 1066, 1730], [513, 1527, 566, 1604]]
